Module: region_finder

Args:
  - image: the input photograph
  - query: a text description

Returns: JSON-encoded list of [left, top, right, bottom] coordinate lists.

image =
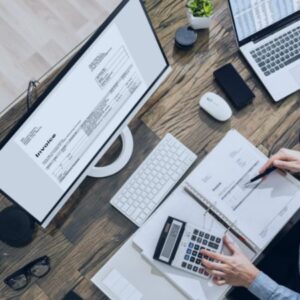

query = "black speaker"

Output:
[[0, 206, 35, 247]]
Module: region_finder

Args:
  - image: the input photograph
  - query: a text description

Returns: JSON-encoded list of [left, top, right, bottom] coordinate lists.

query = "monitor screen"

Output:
[[229, 0, 300, 41], [0, 0, 168, 223]]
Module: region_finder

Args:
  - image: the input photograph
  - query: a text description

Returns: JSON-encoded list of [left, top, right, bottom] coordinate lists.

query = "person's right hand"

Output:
[[260, 148, 300, 174]]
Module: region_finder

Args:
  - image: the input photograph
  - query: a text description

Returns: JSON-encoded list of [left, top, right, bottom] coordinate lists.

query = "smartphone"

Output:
[[214, 64, 255, 110]]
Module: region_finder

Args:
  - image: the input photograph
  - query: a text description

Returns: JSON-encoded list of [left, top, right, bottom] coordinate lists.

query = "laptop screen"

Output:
[[229, 0, 300, 42]]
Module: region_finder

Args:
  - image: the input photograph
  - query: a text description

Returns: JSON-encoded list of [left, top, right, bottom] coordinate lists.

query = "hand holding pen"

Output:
[[249, 148, 300, 183]]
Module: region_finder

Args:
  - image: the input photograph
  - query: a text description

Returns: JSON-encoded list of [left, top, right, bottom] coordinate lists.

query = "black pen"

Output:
[[247, 166, 277, 184]]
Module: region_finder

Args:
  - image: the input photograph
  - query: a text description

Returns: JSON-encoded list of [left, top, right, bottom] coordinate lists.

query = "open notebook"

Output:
[[133, 130, 300, 299], [185, 129, 300, 251]]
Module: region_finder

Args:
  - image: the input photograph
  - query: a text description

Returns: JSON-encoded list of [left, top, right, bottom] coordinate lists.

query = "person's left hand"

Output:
[[201, 235, 259, 288]]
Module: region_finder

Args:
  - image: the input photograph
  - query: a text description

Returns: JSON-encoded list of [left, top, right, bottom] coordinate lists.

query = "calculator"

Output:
[[153, 217, 223, 279]]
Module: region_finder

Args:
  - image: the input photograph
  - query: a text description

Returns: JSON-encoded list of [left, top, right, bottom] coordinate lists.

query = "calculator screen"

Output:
[[159, 220, 183, 262]]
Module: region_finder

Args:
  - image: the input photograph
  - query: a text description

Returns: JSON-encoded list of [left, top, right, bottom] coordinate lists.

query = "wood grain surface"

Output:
[[0, 0, 300, 299]]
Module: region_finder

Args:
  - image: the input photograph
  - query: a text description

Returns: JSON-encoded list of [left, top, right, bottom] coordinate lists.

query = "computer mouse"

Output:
[[199, 92, 232, 122]]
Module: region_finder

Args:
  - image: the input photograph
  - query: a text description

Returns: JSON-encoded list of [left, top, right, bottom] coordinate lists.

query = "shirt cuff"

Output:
[[248, 272, 278, 299]]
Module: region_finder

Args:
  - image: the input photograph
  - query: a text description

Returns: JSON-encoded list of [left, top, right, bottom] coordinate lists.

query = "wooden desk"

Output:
[[0, 1, 300, 299]]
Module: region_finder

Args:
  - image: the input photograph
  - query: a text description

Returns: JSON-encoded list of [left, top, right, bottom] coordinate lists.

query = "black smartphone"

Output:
[[214, 64, 255, 110]]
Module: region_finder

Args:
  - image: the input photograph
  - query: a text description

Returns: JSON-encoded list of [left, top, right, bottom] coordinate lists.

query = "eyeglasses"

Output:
[[4, 256, 50, 290]]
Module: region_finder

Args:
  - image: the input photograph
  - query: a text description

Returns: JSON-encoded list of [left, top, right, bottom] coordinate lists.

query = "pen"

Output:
[[248, 166, 277, 184]]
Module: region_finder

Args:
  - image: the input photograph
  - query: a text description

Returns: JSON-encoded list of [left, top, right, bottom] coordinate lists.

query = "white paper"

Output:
[[186, 130, 300, 249], [133, 184, 255, 300], [102, 269, 143, 300]]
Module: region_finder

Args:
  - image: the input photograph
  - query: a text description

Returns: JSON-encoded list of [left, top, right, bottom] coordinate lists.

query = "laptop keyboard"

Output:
[[251, 26, 300, 77]]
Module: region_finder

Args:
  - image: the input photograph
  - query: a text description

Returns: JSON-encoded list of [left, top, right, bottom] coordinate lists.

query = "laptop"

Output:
[[228, 0, 300, 102]]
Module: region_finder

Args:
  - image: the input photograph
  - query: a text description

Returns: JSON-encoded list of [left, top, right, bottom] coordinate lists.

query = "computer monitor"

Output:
[[0, 0, 171, 227]]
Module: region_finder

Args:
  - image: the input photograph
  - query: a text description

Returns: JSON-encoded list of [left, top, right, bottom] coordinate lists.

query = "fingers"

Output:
[[260, 149, 294, 173], [223, 235, 238, 254], [208, 269, 226, 277], [260, 154, 286, 173], [213, 277, 226, 286], [201, 249, 230, 264], [273, 160, 298, 173], [202, 259, 228, 272]]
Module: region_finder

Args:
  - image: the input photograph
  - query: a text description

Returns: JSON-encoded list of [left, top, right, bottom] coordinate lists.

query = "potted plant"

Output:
[[186, 0, 214, 30]]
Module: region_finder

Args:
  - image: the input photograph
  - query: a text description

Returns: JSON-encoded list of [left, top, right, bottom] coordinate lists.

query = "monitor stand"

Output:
[[88, 126, 134, 178]]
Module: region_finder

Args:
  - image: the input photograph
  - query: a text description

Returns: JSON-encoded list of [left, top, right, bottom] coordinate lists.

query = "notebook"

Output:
[[185, 129, 300, 251], [133, 129, 300, 299]]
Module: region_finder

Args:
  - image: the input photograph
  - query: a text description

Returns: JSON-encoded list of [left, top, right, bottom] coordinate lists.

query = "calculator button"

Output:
[[204, 255, 209, 260], [204, 271, 209, 276], [209, 258, 214, 262], [182, 262, 187, 268], [194, 245, 200, 251], [198, 268, 204, 274], [198, 253, 203, 258], [187, 249, 192, 254], [205, 233, 210, 239], [203, 240, 208, 246], [196, 259, 201, 265], [192, 251, 197, 256], [197, 237, 202, 243], [190, 257, 195, 263], [191, 235, 197, 241], [199, 231, 204, 237], [187, 264, 193, 270], [209, 242, 219, 250], [193, 229, 199, 235], [184, 255, 190, 261], [193, 266, 198, 272], [210, 236, 215, 241], [189, 242, 194, 248], [216, 237, 221, 243]]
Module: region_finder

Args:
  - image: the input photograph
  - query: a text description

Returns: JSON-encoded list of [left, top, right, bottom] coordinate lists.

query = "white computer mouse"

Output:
[[199, 92, 232, 122]]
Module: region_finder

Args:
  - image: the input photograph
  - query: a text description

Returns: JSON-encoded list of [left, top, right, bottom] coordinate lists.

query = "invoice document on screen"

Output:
[[186, 130, 300, 250], [14, 23, 146, 190]]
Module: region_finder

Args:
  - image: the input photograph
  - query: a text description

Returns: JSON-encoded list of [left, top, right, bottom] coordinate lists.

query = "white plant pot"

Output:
[[186, 9, 212, 30]]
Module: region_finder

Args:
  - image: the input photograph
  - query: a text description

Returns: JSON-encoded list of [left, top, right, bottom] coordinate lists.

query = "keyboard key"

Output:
[[110, 134, 197, 226], [187, 264, 193, 270], [193, 266, 198, 272], [182, 262, 187, 268], [190, 257, 195, 263]]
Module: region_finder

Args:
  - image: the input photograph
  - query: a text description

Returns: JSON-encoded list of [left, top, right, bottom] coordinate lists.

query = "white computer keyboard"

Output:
[[110, 134, 197, 226]]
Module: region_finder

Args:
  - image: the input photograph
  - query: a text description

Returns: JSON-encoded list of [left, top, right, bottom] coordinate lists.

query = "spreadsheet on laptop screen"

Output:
[[230, 0, 300, 41]]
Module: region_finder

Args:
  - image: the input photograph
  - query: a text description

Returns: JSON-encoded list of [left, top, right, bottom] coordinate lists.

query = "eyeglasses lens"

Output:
[[30, 259, 50, 278], [7, 274, 28, 290]]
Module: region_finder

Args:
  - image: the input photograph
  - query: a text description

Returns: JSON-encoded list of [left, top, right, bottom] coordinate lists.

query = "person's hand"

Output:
[[260, 148, 300, 174], [201, 235, 259, 287]]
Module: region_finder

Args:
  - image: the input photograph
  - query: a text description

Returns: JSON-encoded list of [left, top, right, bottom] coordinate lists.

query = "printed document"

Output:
[[13, 24, 146, 190], [186, 130, 300, 249]]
